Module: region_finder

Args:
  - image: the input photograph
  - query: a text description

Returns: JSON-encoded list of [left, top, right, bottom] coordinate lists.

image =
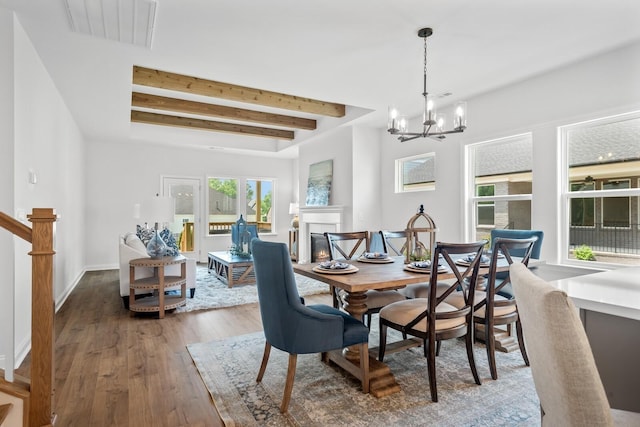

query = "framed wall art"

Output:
[[305, 159, 333, 206]]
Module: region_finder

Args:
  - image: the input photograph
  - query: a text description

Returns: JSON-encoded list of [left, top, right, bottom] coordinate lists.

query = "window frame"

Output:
[[560, 111, 640, 266], [394, 152, 436, 193], [205, 176, 277, 236], [465, 133, 533, 241]]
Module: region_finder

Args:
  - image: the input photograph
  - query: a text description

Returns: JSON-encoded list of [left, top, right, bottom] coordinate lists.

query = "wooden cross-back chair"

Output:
[[378, 240, 487, 402], [445, 237, 536, 380], [324, 231, 406, 327], [379, 230, 408, 256]]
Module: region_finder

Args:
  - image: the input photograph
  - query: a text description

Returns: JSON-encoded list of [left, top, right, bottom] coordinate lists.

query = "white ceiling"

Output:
[[3, 0, 640, 158]]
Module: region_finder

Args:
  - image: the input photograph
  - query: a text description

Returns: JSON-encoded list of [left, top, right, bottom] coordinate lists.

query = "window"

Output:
[[395, 153, 435, 193], [207, 178, 238, 235], [562, 112, 640, 264], [476, 184, 495, 226], [570, 181, 595, 227], [602, 180, 630, 228], [467, 134, 533, 241], [207, 177, 276, 235], [246, 179, 273, 233]]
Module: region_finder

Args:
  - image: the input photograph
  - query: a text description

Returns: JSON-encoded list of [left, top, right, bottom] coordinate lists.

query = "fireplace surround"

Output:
[[298, 206, 344, 263]]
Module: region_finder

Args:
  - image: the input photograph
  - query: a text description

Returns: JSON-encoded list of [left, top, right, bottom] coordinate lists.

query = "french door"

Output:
[[162, 177, 201, 260]]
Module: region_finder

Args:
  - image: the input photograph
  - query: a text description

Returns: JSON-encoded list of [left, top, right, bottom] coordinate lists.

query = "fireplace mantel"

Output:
[[298, 205, 344, 263]]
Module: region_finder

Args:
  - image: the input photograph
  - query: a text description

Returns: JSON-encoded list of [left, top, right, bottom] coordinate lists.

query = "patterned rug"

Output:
[[175, 264, 329, 313], [187, 325, 541, 426]]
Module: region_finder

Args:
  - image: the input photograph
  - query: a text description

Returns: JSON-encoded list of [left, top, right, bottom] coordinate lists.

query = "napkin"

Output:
[[364, 252, 388, 259], [319, 261, 350, 270]]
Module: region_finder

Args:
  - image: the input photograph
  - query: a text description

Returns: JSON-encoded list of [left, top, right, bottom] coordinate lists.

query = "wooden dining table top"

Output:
[[293, 256, 429, 293], [293, 255, 524, 293]]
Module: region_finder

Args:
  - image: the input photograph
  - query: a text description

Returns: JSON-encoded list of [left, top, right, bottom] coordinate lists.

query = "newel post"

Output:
[[28, 208, 56, 427]]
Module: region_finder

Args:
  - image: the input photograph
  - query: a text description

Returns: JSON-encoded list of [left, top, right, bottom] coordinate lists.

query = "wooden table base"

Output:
[[475, 324, 521, 352], [323, 337, 423, 397]]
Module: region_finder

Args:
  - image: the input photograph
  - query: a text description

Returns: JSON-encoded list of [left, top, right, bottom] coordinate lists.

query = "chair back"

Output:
[[325, 231, 369, 260], [252, 239, 341, 353], [510, 263, 613, 426], [379, 230, 408, 256], [490, 229, 544, 259], [407, 241, 486, 337], [480, 237, 537, 313]]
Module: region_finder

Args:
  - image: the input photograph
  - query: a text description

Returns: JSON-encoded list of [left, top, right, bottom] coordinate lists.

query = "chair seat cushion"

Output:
[[308, 304, 369, 347], [379, 298, 465, 333], [445, 291, 516, 318]]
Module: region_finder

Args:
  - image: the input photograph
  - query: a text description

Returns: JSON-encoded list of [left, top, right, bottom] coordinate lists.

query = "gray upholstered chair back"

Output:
[[510, 263, 613, 426]]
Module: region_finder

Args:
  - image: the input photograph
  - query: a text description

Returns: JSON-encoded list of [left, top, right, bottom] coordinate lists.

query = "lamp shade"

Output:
[[145, 195, 174, 224], [289, 202, 299, 215]]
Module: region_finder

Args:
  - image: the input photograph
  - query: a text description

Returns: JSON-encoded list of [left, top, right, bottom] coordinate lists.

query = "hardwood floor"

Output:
[[17, 268, 330, 426]]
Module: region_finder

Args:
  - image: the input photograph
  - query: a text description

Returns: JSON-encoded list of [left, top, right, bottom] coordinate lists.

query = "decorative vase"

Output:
[[146, 223, 167, 259]]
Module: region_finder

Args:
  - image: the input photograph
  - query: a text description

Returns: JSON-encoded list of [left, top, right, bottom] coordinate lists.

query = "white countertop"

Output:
[[549, 266, 640, 321]]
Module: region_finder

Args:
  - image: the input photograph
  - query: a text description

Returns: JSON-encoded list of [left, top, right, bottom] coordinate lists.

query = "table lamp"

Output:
[[145, 194, 175, 258], [289, 202, 299, 229]]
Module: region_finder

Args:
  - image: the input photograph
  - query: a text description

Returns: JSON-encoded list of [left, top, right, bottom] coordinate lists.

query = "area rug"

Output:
[[176, 264, 329, 313], [187, 326, 540, 426]]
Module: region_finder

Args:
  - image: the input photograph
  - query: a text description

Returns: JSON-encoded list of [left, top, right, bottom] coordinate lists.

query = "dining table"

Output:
[[293, 254, 532, 397]]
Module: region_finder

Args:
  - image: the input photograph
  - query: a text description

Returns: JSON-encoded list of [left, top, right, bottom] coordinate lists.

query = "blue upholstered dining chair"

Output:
[[251, 239, 370, 413]]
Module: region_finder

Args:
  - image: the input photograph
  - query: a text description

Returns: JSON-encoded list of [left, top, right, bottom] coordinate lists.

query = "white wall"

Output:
[[352, 127, 382, 231], [0, 8, 16, 376], [376, 41, 640, 263], [84, 140, 295, 268], [298, 126, 355, 230], [6, 15, 86, 366]]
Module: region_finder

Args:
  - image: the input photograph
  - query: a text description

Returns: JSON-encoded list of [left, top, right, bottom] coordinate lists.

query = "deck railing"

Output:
[[570, 222, 640, 255], [0, 208, 56, 426], [207, 221, 272, 235]]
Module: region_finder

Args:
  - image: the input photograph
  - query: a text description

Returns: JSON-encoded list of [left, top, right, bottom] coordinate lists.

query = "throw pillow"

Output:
[[136, 225, 155, 246], [124, 233, 148, 255], [160, 228, 180, 256]]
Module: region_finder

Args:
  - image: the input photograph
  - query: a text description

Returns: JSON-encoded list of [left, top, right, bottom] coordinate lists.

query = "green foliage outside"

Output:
[[574, 245, 596, 261], [209, 178, 237, 198]]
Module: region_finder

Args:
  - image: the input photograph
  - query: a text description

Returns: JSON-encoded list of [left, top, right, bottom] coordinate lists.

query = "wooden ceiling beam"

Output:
[[131, 92, 316, 130], [133, 66, 345, 118], [131, 110, 295, 140]]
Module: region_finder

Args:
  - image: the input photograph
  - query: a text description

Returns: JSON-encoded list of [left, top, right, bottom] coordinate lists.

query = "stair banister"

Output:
[[0, 208, 56, 427]]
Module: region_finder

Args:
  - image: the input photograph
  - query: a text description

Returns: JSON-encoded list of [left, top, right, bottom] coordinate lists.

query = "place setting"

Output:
[[455, 253, 491, 267], [312, 260, 359, 274], [357, 252, 395, 264], [403, 260, 448, 274]]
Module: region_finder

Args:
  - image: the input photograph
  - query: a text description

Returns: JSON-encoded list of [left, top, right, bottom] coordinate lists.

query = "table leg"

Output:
[[227, 264, 235, 287], [158, 265, 165, 319]]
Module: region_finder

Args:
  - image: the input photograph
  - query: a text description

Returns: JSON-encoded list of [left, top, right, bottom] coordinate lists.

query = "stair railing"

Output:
[[0, 208, 56, 427]]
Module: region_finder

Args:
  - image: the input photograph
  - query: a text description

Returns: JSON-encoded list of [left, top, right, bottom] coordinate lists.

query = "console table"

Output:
[[129, 255, 187, 318], [208, 251, 255, 288]]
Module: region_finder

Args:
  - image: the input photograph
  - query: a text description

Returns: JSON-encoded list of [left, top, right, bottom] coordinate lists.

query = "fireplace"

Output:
[[298, 206, 344, 263], [310, 233, 331, 262]]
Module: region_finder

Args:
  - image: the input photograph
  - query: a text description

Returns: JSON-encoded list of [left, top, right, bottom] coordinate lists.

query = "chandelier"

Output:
[[387, 28, 467, 142]]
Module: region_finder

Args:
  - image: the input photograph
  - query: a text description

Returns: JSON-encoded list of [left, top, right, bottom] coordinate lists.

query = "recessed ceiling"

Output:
[[3, 0, 640, 158]]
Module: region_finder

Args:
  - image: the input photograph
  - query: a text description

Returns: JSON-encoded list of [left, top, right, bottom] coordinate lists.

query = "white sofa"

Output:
[[119, 232, 197, 309]]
